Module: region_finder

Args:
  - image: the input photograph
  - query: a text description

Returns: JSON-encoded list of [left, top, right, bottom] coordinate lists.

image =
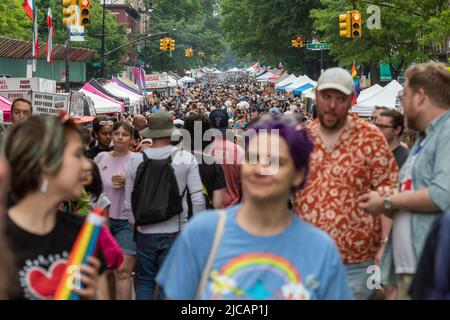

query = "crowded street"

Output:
[[0, 0, 449, 306]]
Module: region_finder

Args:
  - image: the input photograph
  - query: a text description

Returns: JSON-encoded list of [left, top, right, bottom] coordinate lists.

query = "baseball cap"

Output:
[[316, 67, 354, 95]]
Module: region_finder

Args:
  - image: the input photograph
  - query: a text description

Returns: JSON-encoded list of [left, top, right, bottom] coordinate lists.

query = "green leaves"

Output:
[[0, 0, 32, 40]]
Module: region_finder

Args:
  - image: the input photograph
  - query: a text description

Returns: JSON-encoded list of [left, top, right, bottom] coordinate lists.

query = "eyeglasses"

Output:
[[99, 120, 114, 126], [374, 123, 395, 129]]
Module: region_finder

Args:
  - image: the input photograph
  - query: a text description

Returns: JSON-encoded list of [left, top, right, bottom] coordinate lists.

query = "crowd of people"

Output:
[[0, 61, 449, 300]]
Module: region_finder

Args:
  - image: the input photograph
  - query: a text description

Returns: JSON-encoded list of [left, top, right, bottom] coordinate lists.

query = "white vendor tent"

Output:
[[79, 89, 122, 114], [357, 84, 384, 103], [178, 76, 196, 85], [103, 82, 144, 107], [256, 72, 275, 82], [352, 80, 403, 118], [275, 74, 297, 89], [283, 75, 317, 92]]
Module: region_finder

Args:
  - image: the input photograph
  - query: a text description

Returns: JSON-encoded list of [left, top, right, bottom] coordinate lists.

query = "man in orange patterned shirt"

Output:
[[294, 68, 398, 300]]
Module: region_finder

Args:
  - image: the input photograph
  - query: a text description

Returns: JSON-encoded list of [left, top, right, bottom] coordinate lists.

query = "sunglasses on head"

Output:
[[99, 120, 114, 126]]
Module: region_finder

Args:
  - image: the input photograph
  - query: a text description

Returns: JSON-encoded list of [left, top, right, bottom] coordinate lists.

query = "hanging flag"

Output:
[[46, 7, 54, 64], [23, 1, 39, 58], [139, 66, 147, 106], [352, 61, 360, 105], [22, 0, 34, 20]]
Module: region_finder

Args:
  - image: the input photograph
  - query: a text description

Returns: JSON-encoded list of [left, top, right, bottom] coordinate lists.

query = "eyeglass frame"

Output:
[[374, 123, 396, 129], [99, 120, 114, 126]]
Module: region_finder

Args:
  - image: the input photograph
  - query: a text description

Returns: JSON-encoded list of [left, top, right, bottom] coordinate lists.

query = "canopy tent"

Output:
[[256, 72, 275, 82], [357, 80, 402, 107], [118, 76, 141, 93], [269, 69, 285, 81], [79, 89, 122, 114], [357, 84, 384, 103], [281, 75, 317, 92], [275, 74, 297, 89], [87, 79, 130, 109], [352, 80, 403, 117], [246, 62, 262, 75], [112, 77, 142, 96], [0, 96, 12, 122], [293, 83, 315, 95], [178, 76, 196, 85], [81, 83, 125, 112], [103, 82, 144, 107], [167, 76, 178, 88], [254, 69, 268, 78], [226, 67, 240, 73], [302, 87, 316, 100]]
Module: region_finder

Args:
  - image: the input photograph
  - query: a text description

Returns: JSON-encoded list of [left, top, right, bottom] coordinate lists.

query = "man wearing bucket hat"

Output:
[[294, 67, 398, 299], [124, 111, 205, 300]]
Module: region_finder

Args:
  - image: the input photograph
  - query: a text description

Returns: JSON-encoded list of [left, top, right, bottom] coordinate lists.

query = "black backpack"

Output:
[[131, 150, 186, 226]]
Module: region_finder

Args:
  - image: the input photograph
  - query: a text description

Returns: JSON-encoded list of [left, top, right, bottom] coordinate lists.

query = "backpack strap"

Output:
[[195, 209, 227, 300], [434, 211, 450, 295], [141, 150, 149, 161]]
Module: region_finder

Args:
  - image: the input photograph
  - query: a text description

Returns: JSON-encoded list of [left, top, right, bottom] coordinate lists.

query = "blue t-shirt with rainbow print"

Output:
[[156, 206, 352, 300]]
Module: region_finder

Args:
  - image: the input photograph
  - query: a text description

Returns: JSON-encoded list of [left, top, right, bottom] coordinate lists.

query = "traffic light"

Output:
[[339, 11, 351, 38], [62, 0, 77, 27], [164, 37, 171, 51], [169, 38, 175, 52], [185, 48, 193, 57], [160, 38, 166, 51], [79, 0, 91, 26], [351, 10, 362, 38]]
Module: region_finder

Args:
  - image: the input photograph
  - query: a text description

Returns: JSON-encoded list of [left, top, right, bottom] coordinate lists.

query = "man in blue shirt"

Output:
[[358, 62, 450, 299]]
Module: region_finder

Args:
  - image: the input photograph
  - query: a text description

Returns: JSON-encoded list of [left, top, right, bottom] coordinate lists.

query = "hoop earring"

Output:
[[40, 179, 49, 193]]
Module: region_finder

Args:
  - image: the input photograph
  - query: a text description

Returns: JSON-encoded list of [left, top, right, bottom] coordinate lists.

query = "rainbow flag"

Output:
[[351, 61, 360, 105], [53, 209, 104, 300]]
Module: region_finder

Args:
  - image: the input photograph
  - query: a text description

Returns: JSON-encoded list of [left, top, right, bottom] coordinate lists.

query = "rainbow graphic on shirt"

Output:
[[208, 252, 311, 300]]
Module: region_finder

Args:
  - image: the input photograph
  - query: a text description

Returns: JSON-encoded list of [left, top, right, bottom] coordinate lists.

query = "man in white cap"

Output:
[[294, 67, 399, 299]]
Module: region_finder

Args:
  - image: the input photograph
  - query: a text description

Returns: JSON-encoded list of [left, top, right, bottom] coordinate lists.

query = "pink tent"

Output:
[[0, 96, 12, 122], [81, 83, 125, 112]]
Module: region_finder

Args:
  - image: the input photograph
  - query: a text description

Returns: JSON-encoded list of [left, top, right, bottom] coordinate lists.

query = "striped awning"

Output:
[[0, 36, 95, 62]]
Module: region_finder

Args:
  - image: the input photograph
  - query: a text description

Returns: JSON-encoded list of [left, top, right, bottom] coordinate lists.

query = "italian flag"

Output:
[[23, 0, 40, 58], [22, 0, 34, 20], [47, 7, 54, 64]]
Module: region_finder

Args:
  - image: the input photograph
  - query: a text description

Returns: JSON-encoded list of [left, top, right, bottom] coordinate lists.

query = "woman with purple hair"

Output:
[[156, 116, 352, 300]]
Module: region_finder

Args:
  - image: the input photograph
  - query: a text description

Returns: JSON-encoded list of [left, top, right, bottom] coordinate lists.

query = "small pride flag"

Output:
[[54, 208, 104, 300]]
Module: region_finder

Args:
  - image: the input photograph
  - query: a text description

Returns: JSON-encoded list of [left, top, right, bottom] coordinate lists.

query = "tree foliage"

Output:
[[142, 0, 226, 73], [0, 0, 32, 40], [221, 0, 449, 81], [311, 0, 449, 81], [221, 0, 332, 78], [36, 0, 128, 78]]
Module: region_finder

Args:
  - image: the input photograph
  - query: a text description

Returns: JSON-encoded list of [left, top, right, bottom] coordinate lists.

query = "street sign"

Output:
[[90, 61, 101, 68], [306, 43, 331, 50], [380, 63, 392, 81], [69, 25, 85, 41]]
